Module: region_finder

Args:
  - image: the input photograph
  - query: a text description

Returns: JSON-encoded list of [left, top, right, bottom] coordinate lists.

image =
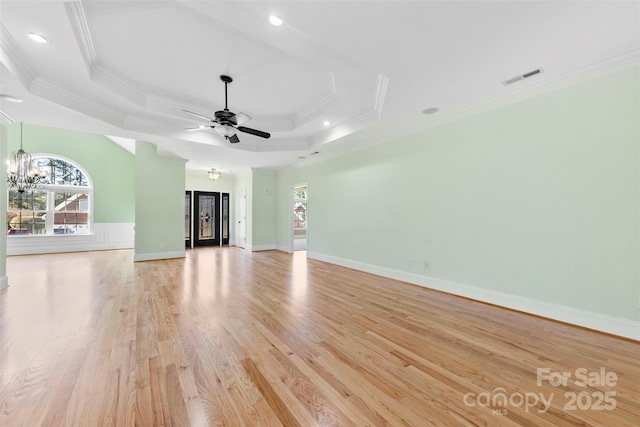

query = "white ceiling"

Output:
[[1, 1, 638, 175]]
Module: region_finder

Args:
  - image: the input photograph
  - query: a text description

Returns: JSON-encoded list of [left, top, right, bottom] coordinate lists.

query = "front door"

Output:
[[194, 191, 220, 247]]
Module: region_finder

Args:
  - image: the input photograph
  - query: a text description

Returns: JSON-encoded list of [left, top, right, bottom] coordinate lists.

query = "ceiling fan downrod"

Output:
[[220, 75, 232, 111]]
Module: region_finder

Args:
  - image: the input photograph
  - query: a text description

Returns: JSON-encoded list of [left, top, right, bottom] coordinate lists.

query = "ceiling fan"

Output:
[[183, 75, 270, 143]]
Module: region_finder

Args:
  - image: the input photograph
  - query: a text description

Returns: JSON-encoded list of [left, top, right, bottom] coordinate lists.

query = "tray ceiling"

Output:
[[1, 1, 638, 173]]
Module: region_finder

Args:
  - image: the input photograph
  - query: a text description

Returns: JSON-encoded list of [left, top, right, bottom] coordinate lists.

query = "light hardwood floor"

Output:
[[1, 247, 638, 426]]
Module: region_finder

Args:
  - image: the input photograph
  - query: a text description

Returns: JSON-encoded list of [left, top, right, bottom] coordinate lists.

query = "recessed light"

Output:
[[0, 94, 24, 103], [298, 156, 306, 159], [422, 107, 439, 115], [310, 151, 320, 156], [28, 33, 48, 44], [322, 121, 331, 126], [269, 15, 283, 26]]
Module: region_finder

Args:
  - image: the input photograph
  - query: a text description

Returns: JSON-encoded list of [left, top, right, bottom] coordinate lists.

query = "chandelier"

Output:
[[208, 168, 221, 180], [7, 123, 47, 193]]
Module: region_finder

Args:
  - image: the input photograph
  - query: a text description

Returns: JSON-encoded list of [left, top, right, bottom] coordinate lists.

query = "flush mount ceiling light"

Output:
[[269, 15, 283, 26], [208, 168, 221, 180], [422, 107, 439, 115], [0, 94, 24, 103], [28, 33, 48, 43], [322, 121, 331, 126]]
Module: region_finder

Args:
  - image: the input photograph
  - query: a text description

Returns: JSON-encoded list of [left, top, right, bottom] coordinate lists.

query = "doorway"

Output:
[[291, 184, 307, 251], [185, 191, 231, 248]]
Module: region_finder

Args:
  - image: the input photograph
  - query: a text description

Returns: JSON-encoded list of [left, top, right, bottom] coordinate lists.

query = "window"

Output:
[[293, 186, 307, 229], [7, 156, 91, 236]]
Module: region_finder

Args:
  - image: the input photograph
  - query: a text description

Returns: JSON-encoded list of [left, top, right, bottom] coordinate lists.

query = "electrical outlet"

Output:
[[408, 258, 414, 266], [160, 243, 165, 249], [423, 261, 430, 270]]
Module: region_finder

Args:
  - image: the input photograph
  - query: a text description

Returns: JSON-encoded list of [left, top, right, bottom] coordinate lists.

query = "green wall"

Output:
[[275, 67, 639, 322], [134, 141, 186, 260], [252, 170, 277, 249], [5, 123, 135, 223]]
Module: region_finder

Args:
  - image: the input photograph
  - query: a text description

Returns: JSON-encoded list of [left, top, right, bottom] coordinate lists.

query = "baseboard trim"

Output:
[[275, 244, 291, 253], [134, 250, 185, 262], [307, 251, 639, 341], [0, 275, 8, 290], [251, 244, 277, 252]]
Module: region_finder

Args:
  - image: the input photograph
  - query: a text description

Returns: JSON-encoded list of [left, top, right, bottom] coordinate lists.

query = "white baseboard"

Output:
[[134, 250, 185, 262], [307, 251, 640, 341], [6, 223, 134, 255], [251, 244, 277, 252], [0, 275, 8, 290], [276, 244, 291, 253]]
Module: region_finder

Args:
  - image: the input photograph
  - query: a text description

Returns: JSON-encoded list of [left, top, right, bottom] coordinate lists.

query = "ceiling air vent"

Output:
[[502, 68, 543, 86]]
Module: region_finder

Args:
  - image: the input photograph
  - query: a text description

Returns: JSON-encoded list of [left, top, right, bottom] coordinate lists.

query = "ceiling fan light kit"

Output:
[[183, 75, 270, 144]]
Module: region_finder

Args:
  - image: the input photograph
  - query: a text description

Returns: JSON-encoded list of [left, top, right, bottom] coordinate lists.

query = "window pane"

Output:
[[8, 191, 47, 211], [34, 158, 89, 187], [7, 211, 45, 235], [54, 212, 88, 234], [293, 202, 307, 228], [54, 192, 89, 212]]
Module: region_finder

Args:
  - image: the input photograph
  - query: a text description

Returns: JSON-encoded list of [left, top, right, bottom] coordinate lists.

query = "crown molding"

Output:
[[368, 49, 640, 148], [30, 77, 125, 127], [307, 73, 389, 147], [92, 65, 149, 107], [373, 73, 389, 118], [0, 22, 38, 87], [279, 52, 639, 174], [0, 109, 16, 125], [65, 1, 98, 72], [124, 115, 181, 132], [292, 72, 338, 128]]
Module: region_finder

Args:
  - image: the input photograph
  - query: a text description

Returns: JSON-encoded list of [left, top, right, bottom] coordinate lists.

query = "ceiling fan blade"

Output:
[[237, 126, 270, 139], [229, 134, 240, 144], [182, 109, 214, 122], [231, 112, 251, 126]]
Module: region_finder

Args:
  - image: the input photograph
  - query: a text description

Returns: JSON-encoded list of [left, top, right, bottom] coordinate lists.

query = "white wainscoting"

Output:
[[6, 223, 134, 256]]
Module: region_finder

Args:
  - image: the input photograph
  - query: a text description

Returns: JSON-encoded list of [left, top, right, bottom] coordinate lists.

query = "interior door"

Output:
[[194, 191, 220, 247]]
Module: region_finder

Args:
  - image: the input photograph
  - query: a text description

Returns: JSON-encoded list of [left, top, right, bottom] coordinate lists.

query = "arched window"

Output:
[[7, 156, 92, 236]]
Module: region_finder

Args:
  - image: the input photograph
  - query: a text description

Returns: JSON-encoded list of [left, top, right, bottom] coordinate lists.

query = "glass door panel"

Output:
[[194, 191, 220, 247], [221, 193, 230, 245], [185, 191, 191, 248]]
